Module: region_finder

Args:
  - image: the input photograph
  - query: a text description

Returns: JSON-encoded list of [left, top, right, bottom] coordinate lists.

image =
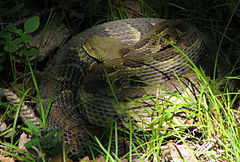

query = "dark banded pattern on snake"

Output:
[[37, 18, 205, 157]]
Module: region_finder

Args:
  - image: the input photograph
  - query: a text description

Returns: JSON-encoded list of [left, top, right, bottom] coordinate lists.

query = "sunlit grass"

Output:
[[0, 0, 240, 161]]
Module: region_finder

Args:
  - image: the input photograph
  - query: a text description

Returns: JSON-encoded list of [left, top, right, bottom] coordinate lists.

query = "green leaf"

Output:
[[21, 127, 32, 133], [7, 26, 18, 33], [9, 2, 24, 15], [45, 129, 56, 138], [0, 8, 10, 16], [16, 29, 23, 36], [24, 138, 40, 148], [42, 132, 60, 149], [12, 38, 23, 45], [4, 43, 18, 52], [24, 16, 40, 33], [25, 48, 38, 56], [37, 117, 47, 130], [21, 34, 32, 43], [51, 133, 60, 145], [7, 26, 23, 36], [0, 31, 12, 40], [0, 65, 3, 71], [0, 54, 5, 63], [26, 121, 41, 136]]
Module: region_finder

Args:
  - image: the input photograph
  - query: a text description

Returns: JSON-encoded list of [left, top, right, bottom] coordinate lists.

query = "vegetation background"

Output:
[[0, 0, 240, 161]]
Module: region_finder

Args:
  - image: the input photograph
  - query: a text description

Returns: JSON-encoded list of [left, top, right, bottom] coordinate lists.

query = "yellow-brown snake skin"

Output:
[[38, 18, 205, 157]]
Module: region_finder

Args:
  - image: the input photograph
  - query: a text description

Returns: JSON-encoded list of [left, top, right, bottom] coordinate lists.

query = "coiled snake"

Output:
[[38, 18, 205, 157]]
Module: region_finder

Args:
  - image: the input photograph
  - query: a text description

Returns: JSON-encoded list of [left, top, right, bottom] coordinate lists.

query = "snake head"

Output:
[[82, 35, 131, 62]]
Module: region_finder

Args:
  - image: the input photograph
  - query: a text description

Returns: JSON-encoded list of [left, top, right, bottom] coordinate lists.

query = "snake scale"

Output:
[[38, 18, 205, 157]]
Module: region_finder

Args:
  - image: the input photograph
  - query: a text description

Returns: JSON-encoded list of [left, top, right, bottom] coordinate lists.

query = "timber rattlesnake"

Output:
[[38, 18, 205, 157]]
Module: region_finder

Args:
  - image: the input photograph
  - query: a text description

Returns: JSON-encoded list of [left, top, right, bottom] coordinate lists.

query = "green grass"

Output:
[[0, 0, 240, 161]]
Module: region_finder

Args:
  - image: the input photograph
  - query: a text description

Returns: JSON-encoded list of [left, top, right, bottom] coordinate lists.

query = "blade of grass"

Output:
[[11, 88, 31, 144], [213, 0, 240, 84], [26, 56, 46, 128]]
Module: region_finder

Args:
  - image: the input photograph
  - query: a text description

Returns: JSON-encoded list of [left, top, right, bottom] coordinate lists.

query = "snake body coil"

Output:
[[38, 18, 205, 156]]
